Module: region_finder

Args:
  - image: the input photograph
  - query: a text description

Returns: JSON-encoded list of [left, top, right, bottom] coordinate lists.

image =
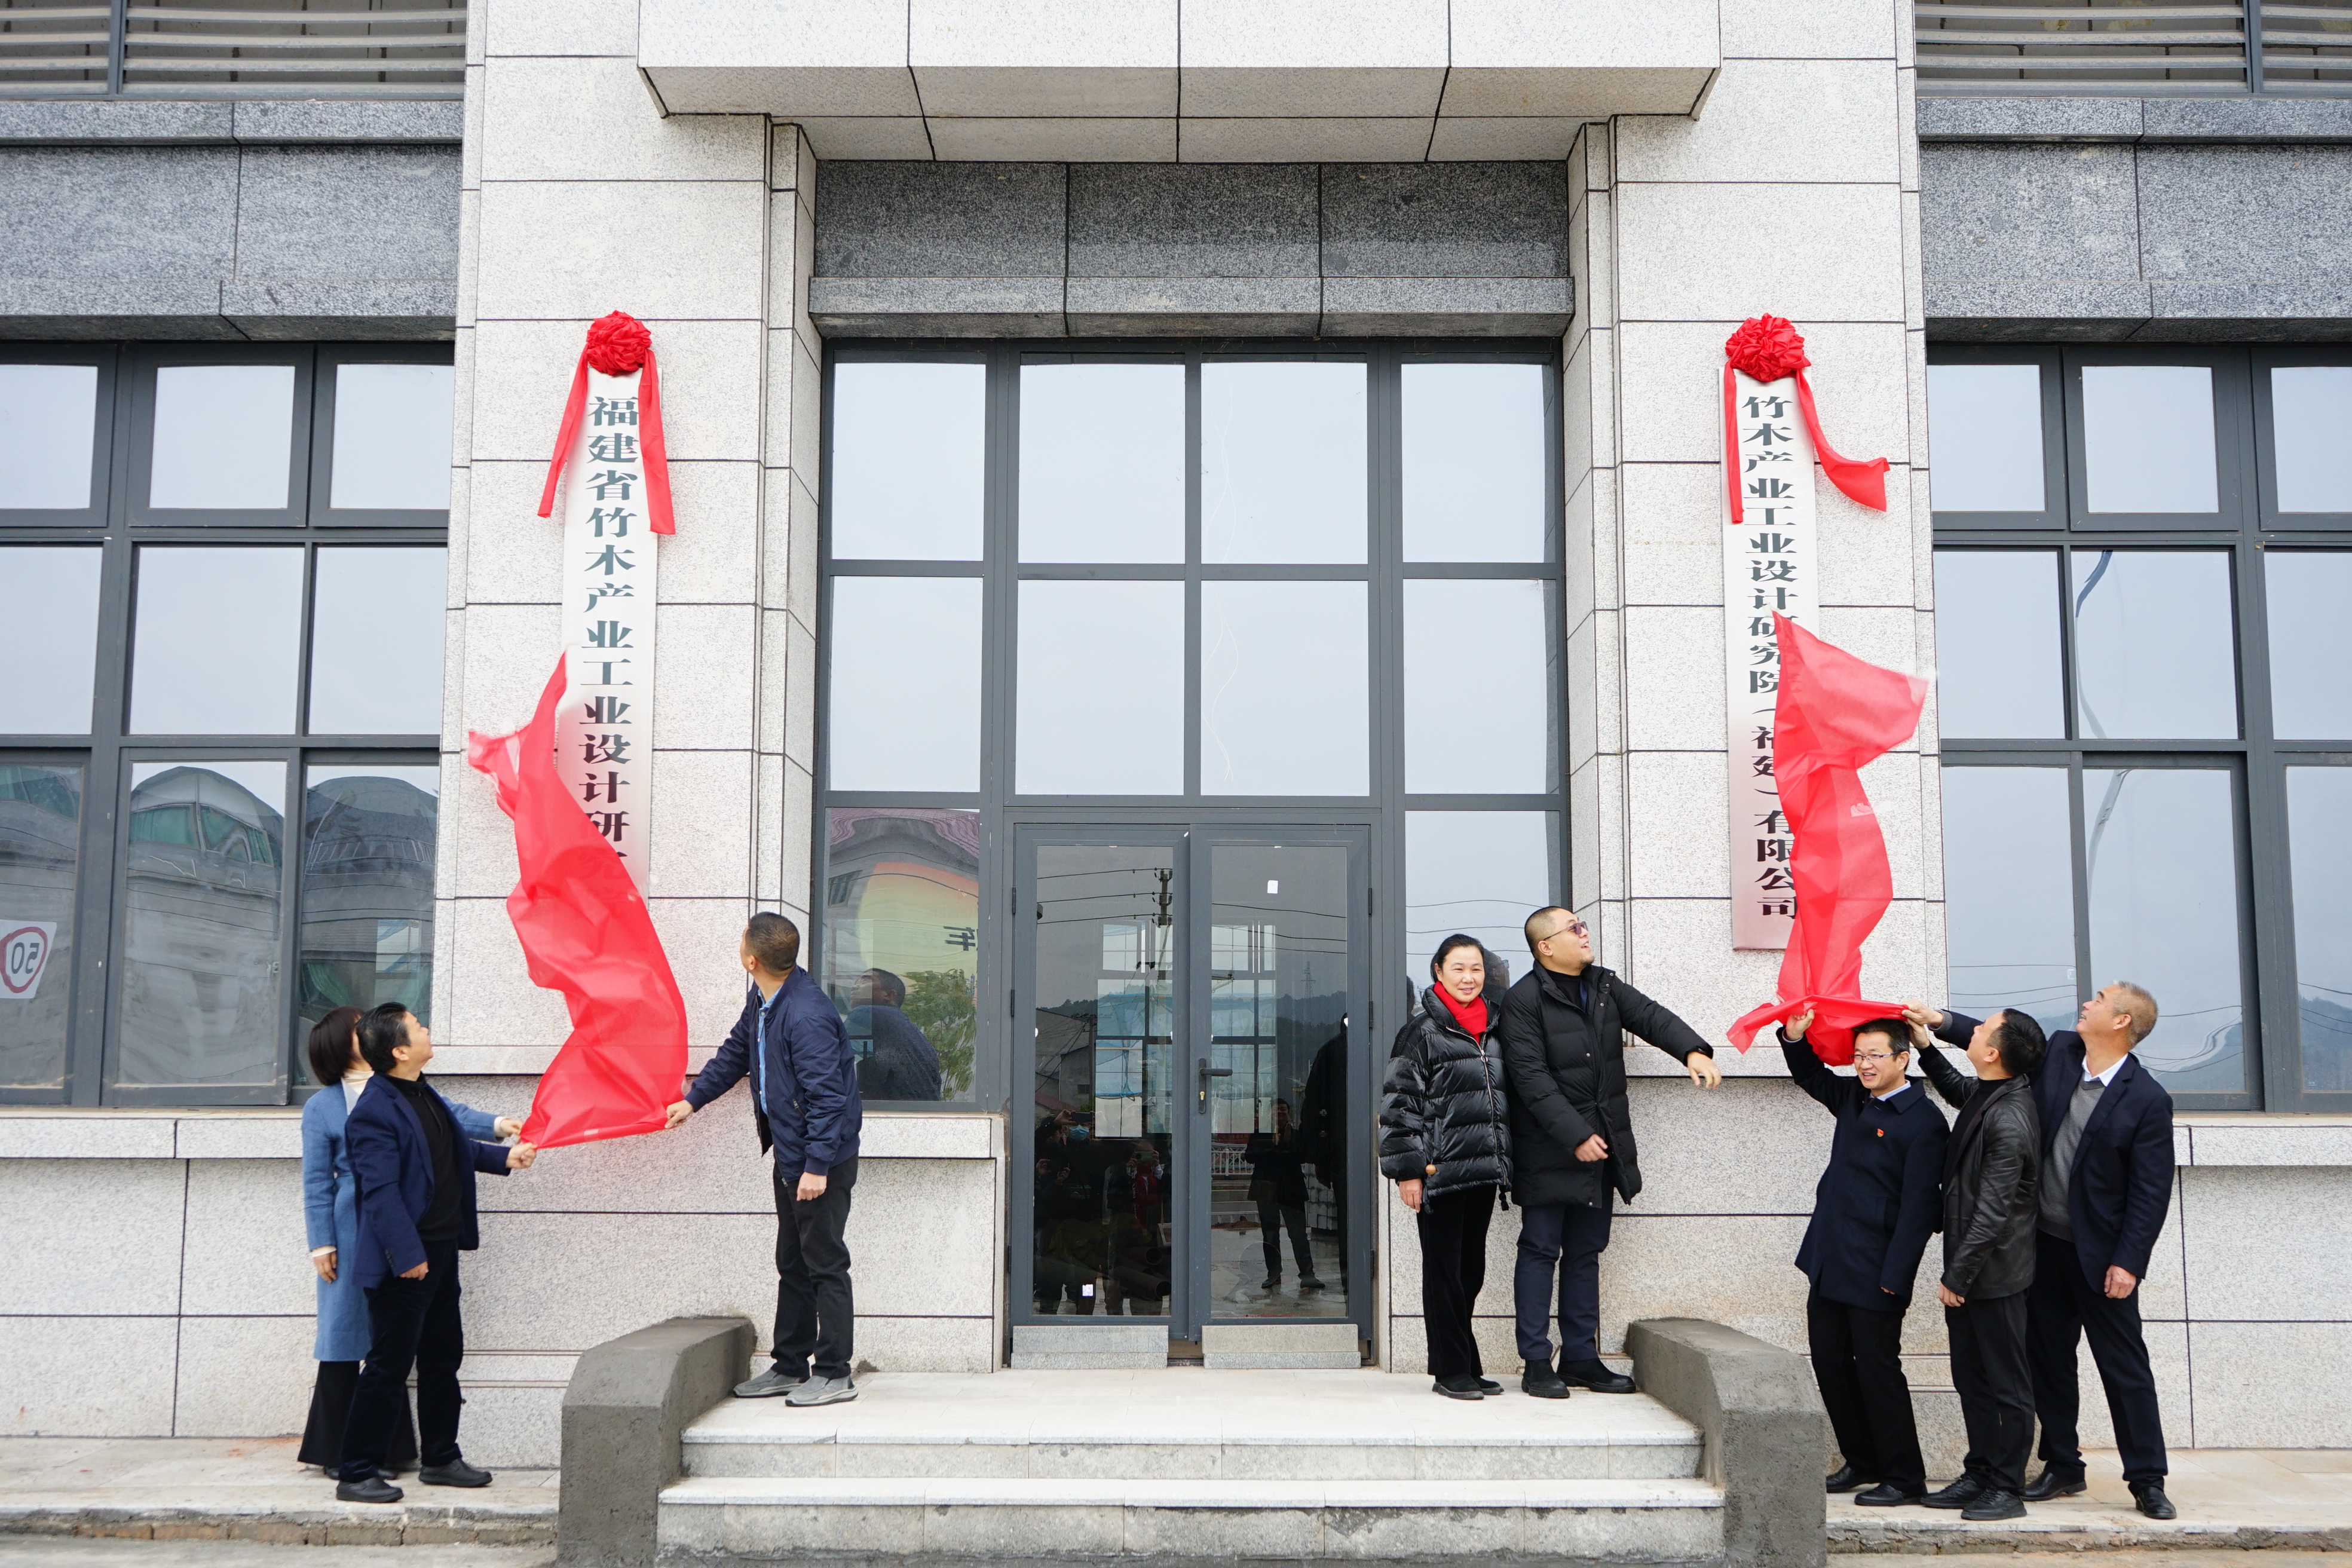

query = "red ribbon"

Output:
[[1722, 314, 1888, 526], [537, 310, 674, 535]]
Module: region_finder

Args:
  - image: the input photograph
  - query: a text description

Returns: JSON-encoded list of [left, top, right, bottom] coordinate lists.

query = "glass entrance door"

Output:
[[1016, 825, 1370, 1340]]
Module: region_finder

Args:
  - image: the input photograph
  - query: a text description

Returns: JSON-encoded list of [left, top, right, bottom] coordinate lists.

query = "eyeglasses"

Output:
[[1851, 1051, 1901, 1066], [1545, 918, 1589, 939]]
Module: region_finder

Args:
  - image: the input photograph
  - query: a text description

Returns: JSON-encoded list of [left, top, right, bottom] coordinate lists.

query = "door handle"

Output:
[[1197, 1056, 1232, 1107]]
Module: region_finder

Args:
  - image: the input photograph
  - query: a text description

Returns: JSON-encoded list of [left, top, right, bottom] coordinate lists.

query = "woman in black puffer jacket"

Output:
[[1380, 934, 1512, 1398]]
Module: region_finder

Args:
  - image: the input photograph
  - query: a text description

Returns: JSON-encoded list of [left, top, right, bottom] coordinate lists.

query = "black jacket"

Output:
[[1379, 988, 1512, 1199], [1498, 965, 1711, 1209], [1782, 1034, 1947, 1312], [1245, 1129, 1310, 1208], [1940, 1073, 2041, 1300], [1934, 1012, 2175, 1290]]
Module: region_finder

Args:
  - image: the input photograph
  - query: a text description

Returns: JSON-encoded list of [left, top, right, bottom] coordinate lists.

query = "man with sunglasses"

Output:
[[1500, 907, 1719, 1398]]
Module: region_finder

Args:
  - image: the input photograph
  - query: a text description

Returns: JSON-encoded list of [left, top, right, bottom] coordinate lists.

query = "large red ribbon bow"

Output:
[[537, 310, 675, 535], [1722, 315, 1888, 526]]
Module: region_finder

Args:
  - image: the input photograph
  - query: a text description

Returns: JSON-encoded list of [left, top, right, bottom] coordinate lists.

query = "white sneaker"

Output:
[[784, 1374, 858, 1407]]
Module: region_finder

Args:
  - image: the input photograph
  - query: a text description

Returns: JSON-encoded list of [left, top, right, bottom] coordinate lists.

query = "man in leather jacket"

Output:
[[1925, 1008, 2047, 1521]]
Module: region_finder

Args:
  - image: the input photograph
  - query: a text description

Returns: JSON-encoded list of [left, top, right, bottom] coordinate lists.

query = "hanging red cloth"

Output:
[[537, 310, 675, 534], [466, 655, 688, 1147], [1727, 615, 1927, 1064], [1722, 315, 1888, 526]]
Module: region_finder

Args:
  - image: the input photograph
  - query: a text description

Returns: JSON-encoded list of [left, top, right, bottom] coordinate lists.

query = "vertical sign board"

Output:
[[556, 367, 657, 892], [1723, 369, 1818, 951]]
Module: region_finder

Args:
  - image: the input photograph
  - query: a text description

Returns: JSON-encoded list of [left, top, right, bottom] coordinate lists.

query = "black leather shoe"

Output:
[[1962, 1489, 2028, 1521], [335, 1475, 403, 1504], [1921, 1475, 1986, 1509], [1824, 1464, 1878, 1494], [1433, 1374, 1484, 1399], [1854, 1483, 1927, 1507], [1523, 1359, 1572, 1399], [1474, 1376, 1503, 1395], [2132, 1484, 2178, 1520], [418, 1459, 492, 1488], [2022, 1465, 2087, 1502], [1557, 1357, 1637, 1394]]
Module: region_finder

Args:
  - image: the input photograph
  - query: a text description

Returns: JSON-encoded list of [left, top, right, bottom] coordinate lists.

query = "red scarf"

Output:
[[1438, 987, 1488, 1040]]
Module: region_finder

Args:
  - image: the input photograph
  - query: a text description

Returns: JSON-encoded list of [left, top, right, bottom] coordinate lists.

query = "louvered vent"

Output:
[[0, 0, 464, 100]]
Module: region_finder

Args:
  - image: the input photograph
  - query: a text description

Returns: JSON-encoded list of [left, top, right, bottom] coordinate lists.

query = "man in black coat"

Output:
[[1499, 907, 1719, 1398], [1911, 983, 2176, 1520], [1780, 1012, 1947, 1508]]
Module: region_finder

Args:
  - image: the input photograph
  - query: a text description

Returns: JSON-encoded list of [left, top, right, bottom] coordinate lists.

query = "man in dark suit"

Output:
[[336, 1004, 536, 1504], [667, 912, 865, 1407], [849, 967, 943, 1102], [1910, 983, 2177, 1520], [1780, 1012, 1947, 1507]]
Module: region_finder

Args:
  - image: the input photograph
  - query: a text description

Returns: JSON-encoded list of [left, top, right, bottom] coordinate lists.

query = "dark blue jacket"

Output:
[[1783, 1034, 1949, 1312], [346, 1074, 512, 1289], [685, 968, 862, 1175], [1937, 1012, 2174, 1288]]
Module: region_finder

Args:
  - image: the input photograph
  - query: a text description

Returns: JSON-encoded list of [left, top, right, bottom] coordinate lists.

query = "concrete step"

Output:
[[657, 1474, 1725, 1560]]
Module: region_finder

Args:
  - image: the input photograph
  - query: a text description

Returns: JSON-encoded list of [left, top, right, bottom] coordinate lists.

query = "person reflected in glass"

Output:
[[298, 1005, 516, 1476], [1105, 1141, 1172, 1316], [1296, 1025, 1348, 1287], [1380, 935, 1513, 1399], [1246, 1100, 1326, 1296], [849, 967, 943, 1102]]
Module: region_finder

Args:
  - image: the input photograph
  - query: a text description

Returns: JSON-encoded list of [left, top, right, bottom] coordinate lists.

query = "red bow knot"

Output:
[[1723, 314, 1812, 385], [537, 310, 674, 535], [1720, 313, 1888, 525], [583, 310, 653, 376]]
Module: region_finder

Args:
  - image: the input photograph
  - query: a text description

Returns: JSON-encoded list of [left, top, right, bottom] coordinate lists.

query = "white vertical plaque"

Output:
[[556, 367, 658, 892], [1723, 369, 1818, 951]]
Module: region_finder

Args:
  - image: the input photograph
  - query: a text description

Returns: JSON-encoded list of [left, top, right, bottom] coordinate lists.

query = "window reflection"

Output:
[[2271, 366, 2352, 514], [826, 577, 982, 791], [130, 547, 306, 735], [830, 362, 985, 561], [310, 548, 447, 735], [2285, 768, 2352, 1092], [1402, 363, 1546, 561], [0, 547, 103, 734], [1927, 363, 2045, 513], [1941, 767, 2075, 1033], [2266, 552, 2352, 739], [149, 364, 297, 512], [823, 808, 979, 1102], [1404, 811, 1553, 996], [1016, 580, 1183, 795], [118, 761, 286, 1091], [2071, 550, 2236, 740], [1019, 362, 1184, 563], [2080, 365, 2218, 514], [0, 363, 98, 510], [1933, 551, 2064, 739], [1200, 580, 1368, 796], [0, 764, 82, 1091], [2084, 767, 2243, 1094], [299, 767, 436, 1041], [330, 363, 455, 512], [1402, 579, 1554, 792], [1202, 362, 1367, 564]]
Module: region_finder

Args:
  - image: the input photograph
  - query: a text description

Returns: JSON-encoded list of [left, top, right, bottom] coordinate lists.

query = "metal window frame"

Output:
[[0, 340, 450, 1108], [2249, 346, 2352, 533], [1931, 341, 2352, 1112], [310, 343, 466, 530], [813, 337, 1567, 1115], [0, 344, 118, 529]]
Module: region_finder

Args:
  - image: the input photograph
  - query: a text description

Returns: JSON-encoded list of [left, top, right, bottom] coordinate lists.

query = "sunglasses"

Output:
[[1545, 918, 1590, 939]]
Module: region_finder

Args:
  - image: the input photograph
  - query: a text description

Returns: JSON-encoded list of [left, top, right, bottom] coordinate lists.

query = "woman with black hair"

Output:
[[297, 1006, 513, 1472], [1380, 935, 1513, 1398]]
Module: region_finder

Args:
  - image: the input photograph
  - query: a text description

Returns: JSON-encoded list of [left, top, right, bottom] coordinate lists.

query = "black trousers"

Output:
[[338, 1239, 464, 1483], [1947, 1289, 2034, 1494], [773, 1155, 858, 1381], [299, 1360, 416, 1472], [1257, 1199, 1315, 1280], [1416, 1184, 1494, 1380], [1806, 1286, 1925, 1493], [2029, 1231, 2169, 1483], [1514, 1200, 1612, 1364]]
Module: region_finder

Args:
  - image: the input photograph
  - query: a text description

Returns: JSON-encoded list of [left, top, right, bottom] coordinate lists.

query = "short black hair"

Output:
[[746, 911, 800, 973], [306, 1005, 365, 1088], [1429, 933, 1483, 982], [864, 967, 906, 1006], [1852, 1018, 1912, 1057], [1992, 1009, 2048, 1079], [357, 1003, 414, 1076]]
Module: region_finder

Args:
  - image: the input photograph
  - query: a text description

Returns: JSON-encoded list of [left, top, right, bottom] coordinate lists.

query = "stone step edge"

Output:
[[0, 1496, 555, 1549], [660, 1477, 1723, 1510], [1828, 1518, 2352, 1554], [681, 1428, 1699, 1450]]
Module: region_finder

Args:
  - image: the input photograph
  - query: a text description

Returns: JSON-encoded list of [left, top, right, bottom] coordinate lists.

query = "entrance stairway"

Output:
[[657, 1368, 1723, 1561]]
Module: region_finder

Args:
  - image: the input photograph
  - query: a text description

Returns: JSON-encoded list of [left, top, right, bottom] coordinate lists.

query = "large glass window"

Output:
[[0, 343, 449, 1107], [1933, 343, 2348, 1108], [1016, 580, 1184, 795], [820, 808, 981, 1104]]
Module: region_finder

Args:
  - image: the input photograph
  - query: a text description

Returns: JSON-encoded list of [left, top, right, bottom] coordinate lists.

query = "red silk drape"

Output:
[[535, 310, 675, 535], [1722, 315, 1889, 526], [1726, 615, 1927, 1063]]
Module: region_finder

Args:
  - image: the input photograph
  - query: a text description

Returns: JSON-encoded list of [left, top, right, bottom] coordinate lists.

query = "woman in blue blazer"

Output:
[[298, 1006, 513, 1471]]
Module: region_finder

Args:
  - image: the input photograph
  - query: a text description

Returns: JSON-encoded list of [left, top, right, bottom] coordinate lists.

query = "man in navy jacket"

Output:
[[1912, 984, 2177, 1520], [336, 1003, 535, 1504], [1781, 1012, 1949, 1507], [667, 912, 864, 1406]]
